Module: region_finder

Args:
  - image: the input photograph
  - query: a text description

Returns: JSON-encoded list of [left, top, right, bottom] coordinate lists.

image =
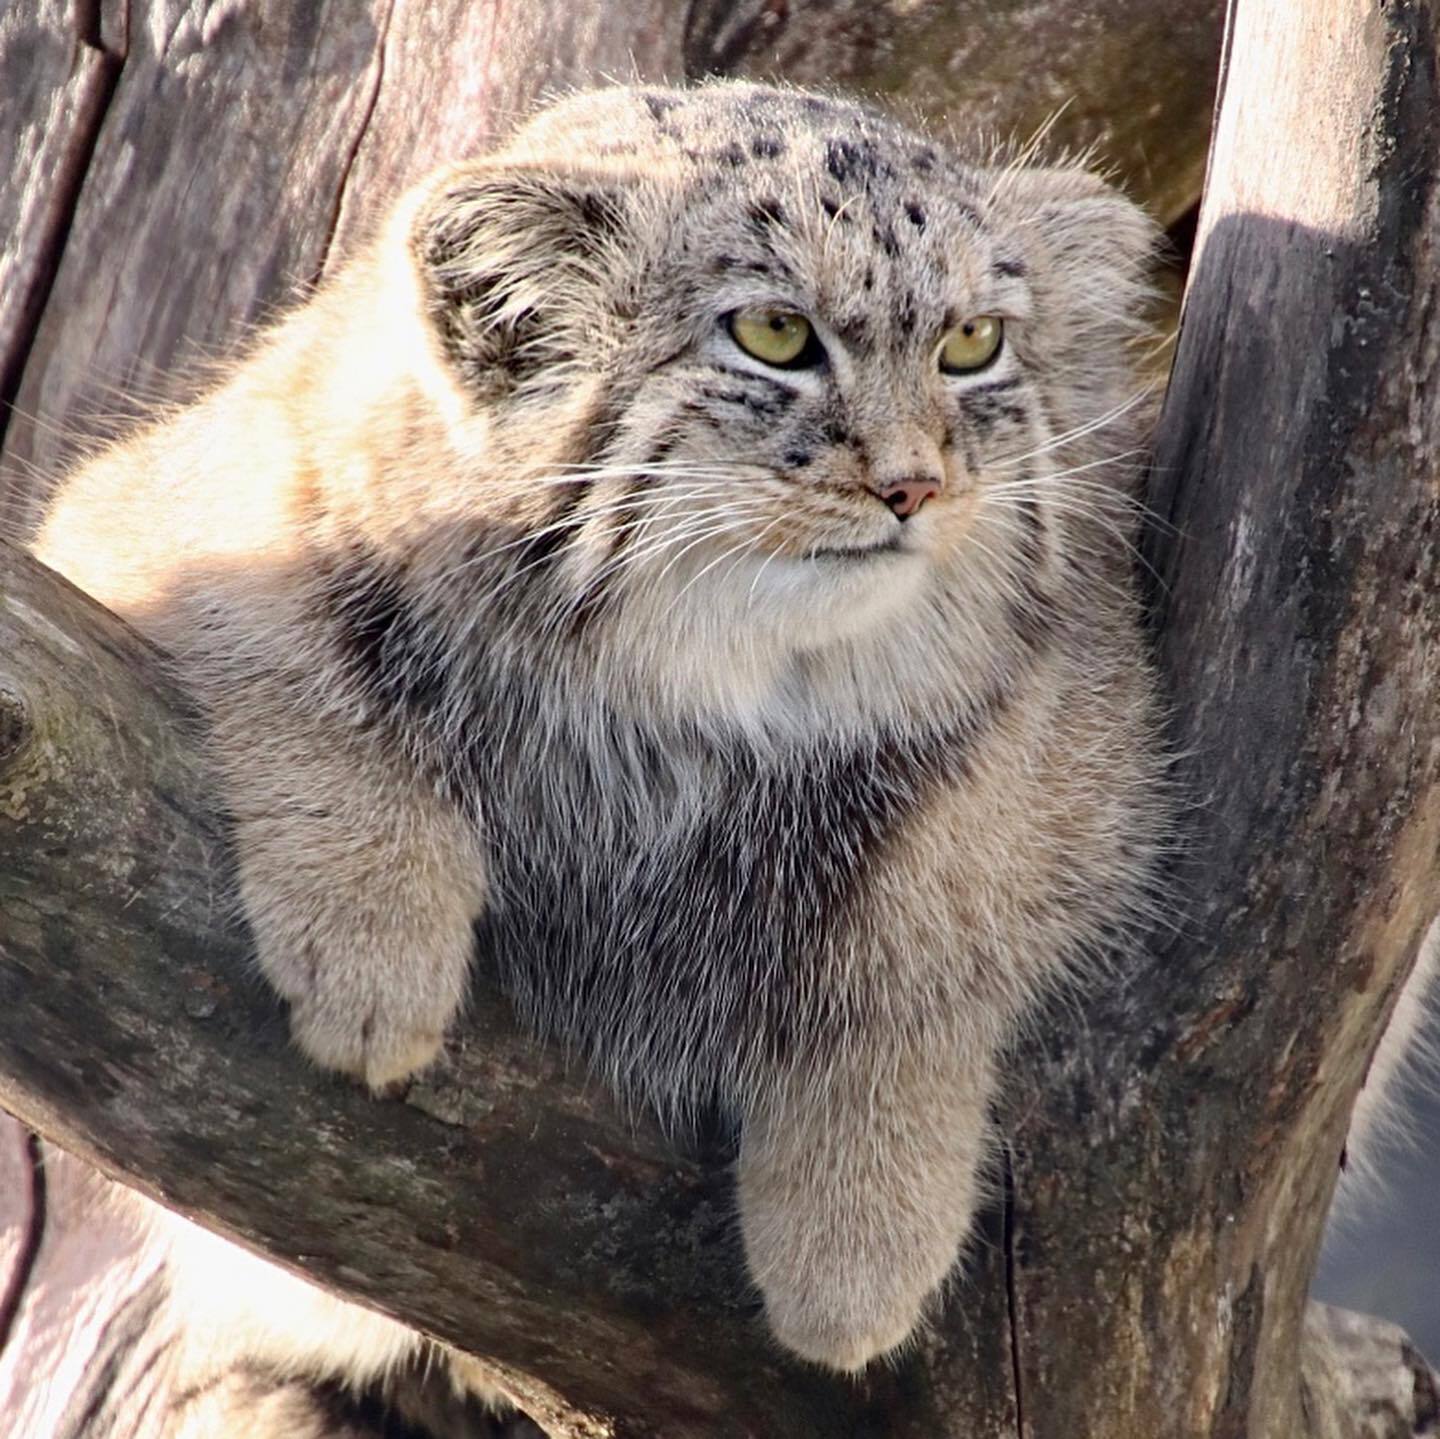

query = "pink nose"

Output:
[[872, 476, 941, 519]]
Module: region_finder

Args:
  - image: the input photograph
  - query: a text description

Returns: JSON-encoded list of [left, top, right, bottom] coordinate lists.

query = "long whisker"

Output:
[[533, 459, 775, 483], [980, 487, 1169, 595], [986, 472, 1182, 540], [991, 387, 1155, 471], [984, 447, 1149, 489], [671, 514, 787, 604], [651, 514, 769, 588], [746, 518, 795, 604], [427, 483, 764, 586], [551, 498, 777, 612]]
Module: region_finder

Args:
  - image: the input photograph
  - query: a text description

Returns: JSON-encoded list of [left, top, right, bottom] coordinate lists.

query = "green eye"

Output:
[[729, 308, 816, 367], [939, 316, 1003, 374]]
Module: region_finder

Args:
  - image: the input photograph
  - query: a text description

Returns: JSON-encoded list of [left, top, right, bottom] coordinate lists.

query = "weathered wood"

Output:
[[0, 0, 393, 522], [683, 0, 1224, 227], [0, 2, 120, 455]]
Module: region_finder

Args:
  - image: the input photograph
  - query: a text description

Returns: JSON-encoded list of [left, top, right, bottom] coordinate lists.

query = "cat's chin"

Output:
[[733, 544, 930, 644]]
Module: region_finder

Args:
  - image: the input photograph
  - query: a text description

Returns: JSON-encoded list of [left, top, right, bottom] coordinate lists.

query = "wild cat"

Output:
[[29, 78, 1167, 1389]]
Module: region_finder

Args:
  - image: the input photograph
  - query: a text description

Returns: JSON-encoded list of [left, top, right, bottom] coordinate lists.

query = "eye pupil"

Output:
[[729, 307, 819, 368], [939, 315, 1003, 374]]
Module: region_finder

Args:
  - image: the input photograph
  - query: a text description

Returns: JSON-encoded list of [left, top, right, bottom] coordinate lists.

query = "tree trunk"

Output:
[[0, 1, 1437, 1435]]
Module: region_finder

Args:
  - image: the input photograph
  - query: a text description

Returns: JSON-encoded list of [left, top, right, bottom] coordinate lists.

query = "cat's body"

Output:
[[30, 80, 1166, 1392]]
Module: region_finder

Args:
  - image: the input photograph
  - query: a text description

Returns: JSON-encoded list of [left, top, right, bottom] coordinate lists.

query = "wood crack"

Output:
[[0, 1132, 47, 1359], [0, 4, 125, 460], [315, 0, 398, 280], [1002, 1144, 1026, 1439]]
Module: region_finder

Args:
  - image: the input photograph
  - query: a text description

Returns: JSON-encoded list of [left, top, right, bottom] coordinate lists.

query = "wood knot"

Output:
[[0, 686, 32, 767]]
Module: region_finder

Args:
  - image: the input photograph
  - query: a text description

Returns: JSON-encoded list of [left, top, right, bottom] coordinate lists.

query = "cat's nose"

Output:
[[871, 476, 941, 519]]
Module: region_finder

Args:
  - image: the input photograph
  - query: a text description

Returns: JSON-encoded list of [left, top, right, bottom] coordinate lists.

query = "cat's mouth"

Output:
[[805, 534, 906, 563]]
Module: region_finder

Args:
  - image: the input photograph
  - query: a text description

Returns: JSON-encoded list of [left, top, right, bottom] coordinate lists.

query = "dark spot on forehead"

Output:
[[751, 134, 786, 159], [576, 191, 623, 230], [871, 220, 900, 258], [820, 195, 851, 222], [748, 197, 787, 228], [834, 313, 873, 350], [994, 256, 1028, 278], [904, 201, 926, 230], [825, 136, 876, 186], [895, 289, 920, 336], [719, 142, 747, 167], [911, 148, 938, 174], [862, 266, 875, 291]]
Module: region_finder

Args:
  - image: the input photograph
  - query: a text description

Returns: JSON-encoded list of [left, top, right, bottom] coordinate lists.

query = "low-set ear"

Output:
[[412, 165, 630, 398], [995, 165, 1158, 310], [985, 165, 1162, 463]]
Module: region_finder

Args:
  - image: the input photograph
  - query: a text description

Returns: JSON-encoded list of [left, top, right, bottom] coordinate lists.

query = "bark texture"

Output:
[[1, 0, 1438, 1435]]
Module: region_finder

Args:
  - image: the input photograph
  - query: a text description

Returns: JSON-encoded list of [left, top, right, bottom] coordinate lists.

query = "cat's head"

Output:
[[399, 83, 1156, 694]]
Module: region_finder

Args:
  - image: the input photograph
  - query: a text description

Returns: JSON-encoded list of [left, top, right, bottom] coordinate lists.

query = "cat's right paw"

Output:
[[287, 982, 452, 1092], [240, 866, 483, 1093]]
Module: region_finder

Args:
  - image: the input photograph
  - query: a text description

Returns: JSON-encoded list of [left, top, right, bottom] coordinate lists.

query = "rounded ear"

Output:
[[412, 165, 630, 397], [987, 164, 1159, 305], [983, 165, 1163, 463]]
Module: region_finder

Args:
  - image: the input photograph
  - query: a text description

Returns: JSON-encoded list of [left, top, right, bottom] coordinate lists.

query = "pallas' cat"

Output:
[[32, 81, 1166, 1378]]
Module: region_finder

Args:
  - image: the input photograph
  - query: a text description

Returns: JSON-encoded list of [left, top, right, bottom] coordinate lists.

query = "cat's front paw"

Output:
[[287, 983, 452, 1092], [737, 1064, 990, 1373], [760, 1286, 922, 1374], [240, 861, 483, 1093], [742, 1210, 933, 1372]]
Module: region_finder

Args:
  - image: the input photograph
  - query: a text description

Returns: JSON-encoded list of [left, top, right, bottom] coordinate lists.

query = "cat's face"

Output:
[[415, 84, 1155, 668]]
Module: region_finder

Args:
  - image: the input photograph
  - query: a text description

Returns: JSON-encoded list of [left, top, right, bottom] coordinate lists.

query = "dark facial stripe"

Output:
[[564, 477, 650, 636], [1009, 574, 1062, 652], [958, 395, 1029, 441], [697, 379, 796, 420], [709, 363, 801, 399], [963, 375, 1024, 396], [1006, 487, 1059, 651]]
